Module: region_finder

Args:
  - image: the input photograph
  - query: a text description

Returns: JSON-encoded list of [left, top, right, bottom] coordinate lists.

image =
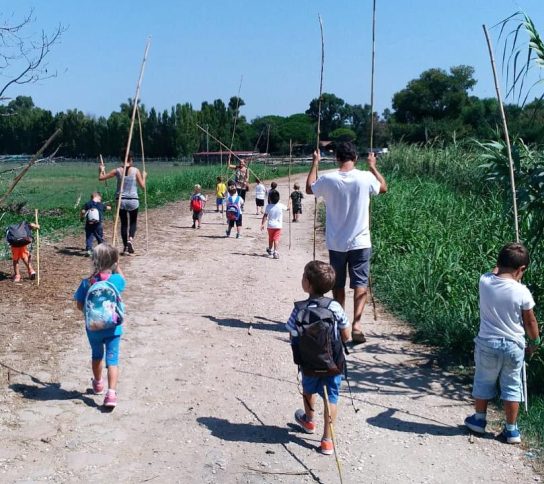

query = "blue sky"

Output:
[[4, 1, 544, 121]]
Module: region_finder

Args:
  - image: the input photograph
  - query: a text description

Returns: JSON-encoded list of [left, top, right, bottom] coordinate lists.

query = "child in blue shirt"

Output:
[[286, 260, 351, 455], [74, 243, 125, 408]]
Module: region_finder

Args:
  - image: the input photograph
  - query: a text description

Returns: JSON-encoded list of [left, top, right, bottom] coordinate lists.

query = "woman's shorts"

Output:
[[472, 337, 524, 402], [86, 331, 121, 367], [302, 374, 342, 405], [11, 245, 30, 261], [256, 198, 265, 207]]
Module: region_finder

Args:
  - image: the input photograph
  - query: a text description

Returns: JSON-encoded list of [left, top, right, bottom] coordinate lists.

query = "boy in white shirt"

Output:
[[465, 243, 540, 444], [261, 189, 288, 259], [255, 178, 267, 215]]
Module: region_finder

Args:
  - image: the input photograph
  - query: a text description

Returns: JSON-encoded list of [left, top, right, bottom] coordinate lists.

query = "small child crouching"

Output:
[[286, 261, 351, 455], [6, 220, 39, 282], [74, 243, 126, 408], [465, 243, 540, 444]]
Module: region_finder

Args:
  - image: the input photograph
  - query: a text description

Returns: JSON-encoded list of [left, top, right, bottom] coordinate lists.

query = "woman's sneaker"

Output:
[[127, 240, 135, 254], [501, 426, 521, 444], [103, 390, 117, 408], [294, 409, 315, 434], [464, 414, 487, 434], [320, 438, 334, 455], [92, 378, 104, 395]]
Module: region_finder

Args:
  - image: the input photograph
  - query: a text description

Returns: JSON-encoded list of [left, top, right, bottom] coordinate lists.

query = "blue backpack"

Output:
[[226, 195, 241, 221], [84, 276, 125, 332]]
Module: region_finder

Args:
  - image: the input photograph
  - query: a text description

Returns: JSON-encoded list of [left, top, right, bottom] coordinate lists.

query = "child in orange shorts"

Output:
[[261, 189, 288, 260], [6, 221, 39, 282]]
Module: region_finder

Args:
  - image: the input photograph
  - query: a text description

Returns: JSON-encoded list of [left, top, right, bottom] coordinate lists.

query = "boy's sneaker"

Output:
[[29, 271, 37, 280], [294, 409, 316, 434], [103, 390, 117, 408], [225, 230, 230, 237], [266, 247, 272, 255], [273, 251, 280, 259], [320, 438, 334, 455], [92, 378, 105, 395], [191, 223, 196, 229], [464, 414, 487, 434], [501, 426, 521, 444], [236, 233, 241, 239]]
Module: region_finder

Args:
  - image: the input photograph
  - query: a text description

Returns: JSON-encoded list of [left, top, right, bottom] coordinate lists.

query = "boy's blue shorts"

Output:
[[302, 374, 343, 405], [472, 337, 524, 402], [216, 197, 224, 205], [86, 331, 121, 367]]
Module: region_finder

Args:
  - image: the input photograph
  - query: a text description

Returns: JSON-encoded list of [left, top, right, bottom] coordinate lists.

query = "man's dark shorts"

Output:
[[329, 248, 372, 289]]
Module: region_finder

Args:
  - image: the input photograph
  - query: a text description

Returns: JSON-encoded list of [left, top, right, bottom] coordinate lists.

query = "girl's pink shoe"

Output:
[[103, 390, 117, 408], [92, 379, 104, 395]]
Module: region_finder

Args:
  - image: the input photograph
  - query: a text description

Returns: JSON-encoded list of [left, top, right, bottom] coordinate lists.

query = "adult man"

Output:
[[306, 141, 387, 343]]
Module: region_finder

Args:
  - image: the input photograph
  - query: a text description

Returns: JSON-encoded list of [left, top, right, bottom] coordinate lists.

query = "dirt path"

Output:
[[0, 173, 540, 483]]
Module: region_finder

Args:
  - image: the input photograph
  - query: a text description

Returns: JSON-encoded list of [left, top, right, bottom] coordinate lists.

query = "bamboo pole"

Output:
[[313, 14, 325, 261], [112, 38, 151, 246], [196, 124, 261, 180], [34, 209, 40, 286], [136, 105, 149, 252], [288, 139, 292, 250], [482, 24, 520, 243], [323, 386, 344, 484], [368, 0, 378, 322], [225, 75, 244, 182], [0, 129, 61, 206]]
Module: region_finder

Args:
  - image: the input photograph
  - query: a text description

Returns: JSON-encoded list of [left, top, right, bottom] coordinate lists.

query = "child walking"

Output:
[[74, 243, 126, 408], [261, 189, 288, 259], [286, 260, 351, 455], [290, 183, 304, 222], [225, 185, 244, 238], [465, 242, 540, 443], [190, 184, 207, 229], [254, 178, 267, 215], [215, 176, 226, 213], [81, 192, 111, 256], [6, 220, 39, 282]]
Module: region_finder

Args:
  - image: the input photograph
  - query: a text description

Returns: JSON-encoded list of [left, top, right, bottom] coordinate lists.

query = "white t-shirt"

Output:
[[478, 272, 535, 347], [311, 169, 380, 252], [265, 203, 287, 229], [255, 183, 267, 200]]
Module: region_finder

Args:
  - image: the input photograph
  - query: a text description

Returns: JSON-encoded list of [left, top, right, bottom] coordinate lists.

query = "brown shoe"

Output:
[[352, 331, 366, 345]]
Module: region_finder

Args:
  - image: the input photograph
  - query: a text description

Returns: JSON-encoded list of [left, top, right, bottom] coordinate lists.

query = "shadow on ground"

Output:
[[204, 315, 285, 333]]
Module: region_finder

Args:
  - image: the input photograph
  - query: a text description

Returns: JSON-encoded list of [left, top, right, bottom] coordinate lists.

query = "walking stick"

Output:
[[136, 105, 149, 252], [368, 0, 378, 322], [34, 209, 40, 286], [112, 37, 151, 246], [323, 386, 344, 484], [313, 14, 325, 261], [522, 361, 528, 412], [288, 139, 292, 250]]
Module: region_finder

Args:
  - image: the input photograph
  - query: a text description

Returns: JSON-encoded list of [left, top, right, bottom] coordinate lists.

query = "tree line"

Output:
[[1, 64, 543, 159]]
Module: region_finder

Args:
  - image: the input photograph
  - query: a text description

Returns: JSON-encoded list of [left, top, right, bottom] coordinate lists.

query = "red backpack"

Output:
[[190, 194, 204, 212]]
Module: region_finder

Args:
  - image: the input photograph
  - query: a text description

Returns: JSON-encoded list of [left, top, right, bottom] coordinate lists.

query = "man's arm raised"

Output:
[[367, 152, 387, 193], [306, 150, 320, 194]]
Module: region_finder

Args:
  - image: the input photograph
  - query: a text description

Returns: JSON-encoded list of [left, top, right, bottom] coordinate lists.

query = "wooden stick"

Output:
[[523, 361, 528, 412], [483, 25, 520, 243], [112, 38, 151, 246], [323, 386, 344, 484], [0, 129, 61, 206], [288, 139, 292, 251], [368, 0, 378, 322], [313, 14, 325, 261], [225, 75, 243, 182], [196, 124, 261, 180], [136, 105, 149, 252], [34, 209, 40, 286]]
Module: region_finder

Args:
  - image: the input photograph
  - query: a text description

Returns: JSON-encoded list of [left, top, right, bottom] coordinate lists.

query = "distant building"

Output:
[[192, 151, 261, 164]]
